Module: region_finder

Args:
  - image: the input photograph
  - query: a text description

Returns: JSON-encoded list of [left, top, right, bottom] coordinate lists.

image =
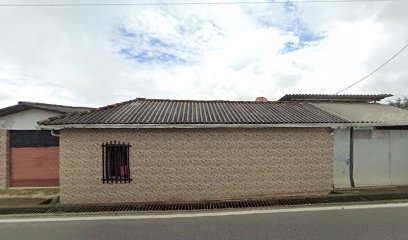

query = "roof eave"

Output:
[[278, 94, 393, 102], [36, 122, 408, 130], [0, 103, 90, 118], [0, 104, 31, 117]]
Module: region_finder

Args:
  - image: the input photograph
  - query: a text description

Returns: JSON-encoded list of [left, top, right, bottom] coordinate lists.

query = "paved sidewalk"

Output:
[[333, 186, 408, 195]]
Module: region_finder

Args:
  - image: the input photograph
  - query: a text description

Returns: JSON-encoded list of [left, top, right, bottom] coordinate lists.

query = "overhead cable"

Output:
[[335, 42, 408, 94]]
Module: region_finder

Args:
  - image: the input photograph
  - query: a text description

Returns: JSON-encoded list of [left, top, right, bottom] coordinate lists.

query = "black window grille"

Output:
[[102, 141, 132, 184]]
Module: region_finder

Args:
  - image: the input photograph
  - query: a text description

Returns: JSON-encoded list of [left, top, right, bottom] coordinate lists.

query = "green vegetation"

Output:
[[0, 198, 50, 207], [388, 96, 408, 110]]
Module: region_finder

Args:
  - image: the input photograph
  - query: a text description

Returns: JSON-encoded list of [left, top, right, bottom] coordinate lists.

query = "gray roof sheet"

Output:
[[39, 98, 348, 125], [0, 101, 92, 117], [279, 94, 392, 102], [311, 103, 408, 124]]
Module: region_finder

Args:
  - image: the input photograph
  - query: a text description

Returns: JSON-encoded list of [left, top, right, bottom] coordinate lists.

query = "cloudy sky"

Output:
[[0, 0, 407, 108]]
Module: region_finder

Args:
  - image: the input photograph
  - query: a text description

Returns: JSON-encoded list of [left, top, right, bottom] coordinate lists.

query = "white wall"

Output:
[[333, 129, 351, 188], [353, 130, 391, 186], [389, 130, 408, 185], [334, 129, 408, 188], [0, 109, 59, 130]]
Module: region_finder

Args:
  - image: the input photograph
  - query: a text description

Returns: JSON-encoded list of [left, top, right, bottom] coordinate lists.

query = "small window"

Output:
[[102, 141, 132, 184]]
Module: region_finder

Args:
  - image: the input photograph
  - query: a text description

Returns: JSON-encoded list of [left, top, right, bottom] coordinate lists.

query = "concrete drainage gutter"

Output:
[[1, 192, 408, 216]]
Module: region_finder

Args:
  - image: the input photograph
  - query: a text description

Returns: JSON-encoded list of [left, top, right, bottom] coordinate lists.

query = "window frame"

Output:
[[101, 141, 132, 184]]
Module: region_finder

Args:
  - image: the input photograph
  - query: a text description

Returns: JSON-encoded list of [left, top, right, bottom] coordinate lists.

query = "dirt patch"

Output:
[[0, 198, 50, 207]]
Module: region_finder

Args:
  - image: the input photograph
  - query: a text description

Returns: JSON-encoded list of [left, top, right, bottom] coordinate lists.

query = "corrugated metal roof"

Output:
[[0, 101, 92, 117], [39, 98, 348, 126], [279, 94, 392, 102], [18, 102, 92, 113], [311, 103, 408, 124]]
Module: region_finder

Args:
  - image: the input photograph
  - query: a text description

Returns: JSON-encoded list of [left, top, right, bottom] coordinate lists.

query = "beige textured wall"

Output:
[[0, 130, 9, 189], [60, 128, 333, 204]]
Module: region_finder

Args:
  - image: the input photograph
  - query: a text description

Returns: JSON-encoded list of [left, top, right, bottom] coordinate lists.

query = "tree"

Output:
[[388, 96, 408, 110]]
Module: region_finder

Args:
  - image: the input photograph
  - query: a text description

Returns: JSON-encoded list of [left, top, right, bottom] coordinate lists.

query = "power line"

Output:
[[335, 42, 408, 94], [0, 0, 402, 7]]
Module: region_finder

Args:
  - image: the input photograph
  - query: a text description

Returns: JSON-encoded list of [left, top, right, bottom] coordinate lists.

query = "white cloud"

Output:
[[0, 1, 408, 108]]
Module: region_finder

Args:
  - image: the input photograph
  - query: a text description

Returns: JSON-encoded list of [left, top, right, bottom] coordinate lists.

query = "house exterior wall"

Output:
[[333, 128, 351, 188], [60, 128, 334, 204], [353, 129, 391, 186], [353, 129, 408, 187], [0, 109, 58, 130], [333, 129, 408, 188], [0, 130, 9, 189], [389, 130, 408, 185], [0, 108, 62, 188]]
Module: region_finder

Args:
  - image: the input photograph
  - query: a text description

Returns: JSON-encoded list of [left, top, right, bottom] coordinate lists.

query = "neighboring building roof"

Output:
[[0, 101, 92, 117], [38, 98, 347, 126], [311, 102, 408, 125], [279, 94, 392, 103]]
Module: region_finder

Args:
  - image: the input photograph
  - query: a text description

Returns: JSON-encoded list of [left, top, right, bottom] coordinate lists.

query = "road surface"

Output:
[[1, 204, 408, 240]]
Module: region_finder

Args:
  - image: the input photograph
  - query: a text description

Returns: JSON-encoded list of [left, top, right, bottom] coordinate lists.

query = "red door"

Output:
[[9, 130, 59, 187], [10, 146, 59, 187]]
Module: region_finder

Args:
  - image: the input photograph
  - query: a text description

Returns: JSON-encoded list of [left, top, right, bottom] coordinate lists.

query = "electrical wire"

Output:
[[335, 42, 408, 94], [0, 0, 402, 7]]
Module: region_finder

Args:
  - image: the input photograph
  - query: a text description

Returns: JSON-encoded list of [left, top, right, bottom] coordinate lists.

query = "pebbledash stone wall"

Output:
[[60, 128, 334, 204], [0, 130, 9, 189]]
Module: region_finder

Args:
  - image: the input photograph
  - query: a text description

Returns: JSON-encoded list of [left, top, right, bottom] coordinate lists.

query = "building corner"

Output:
[[0, 129, 10, 189]]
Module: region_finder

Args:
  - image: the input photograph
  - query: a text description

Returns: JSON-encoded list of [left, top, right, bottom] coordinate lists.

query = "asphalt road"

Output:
[[1, 205, 408, 240]]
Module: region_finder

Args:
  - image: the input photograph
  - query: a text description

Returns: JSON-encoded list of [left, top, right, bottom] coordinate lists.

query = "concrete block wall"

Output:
[[0, 130, 9, 189], [60, 128, 334, 204]]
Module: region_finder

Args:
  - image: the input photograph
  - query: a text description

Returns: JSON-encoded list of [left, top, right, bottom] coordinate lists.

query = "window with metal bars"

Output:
[[102, 141, 131, 184]]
